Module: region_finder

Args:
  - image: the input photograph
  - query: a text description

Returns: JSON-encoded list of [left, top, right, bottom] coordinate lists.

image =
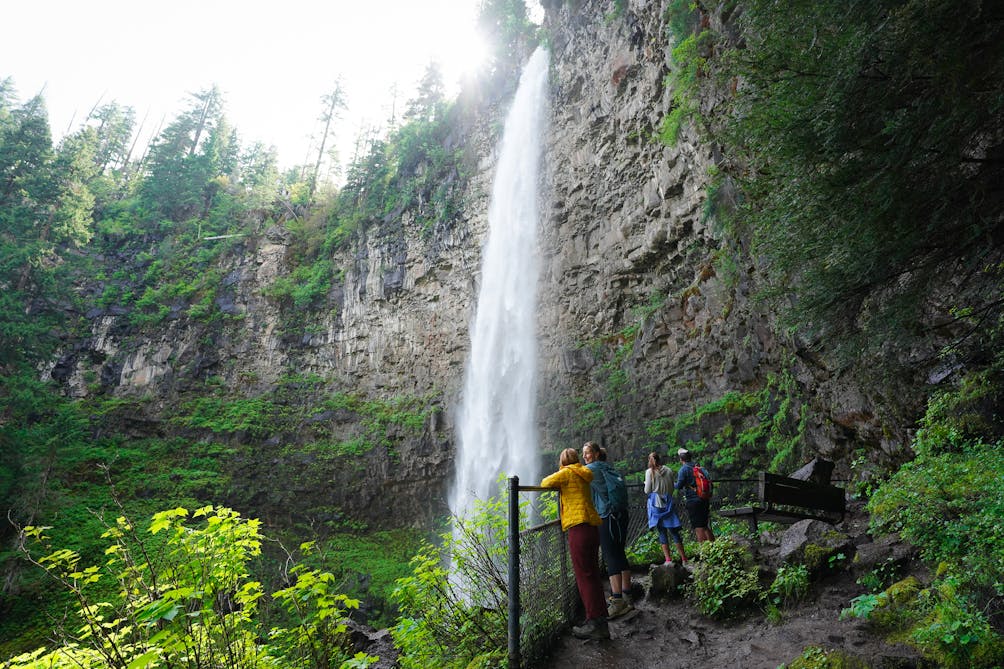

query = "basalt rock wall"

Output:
[[50, 0, 906, 529], [536, 0, 902, 472]]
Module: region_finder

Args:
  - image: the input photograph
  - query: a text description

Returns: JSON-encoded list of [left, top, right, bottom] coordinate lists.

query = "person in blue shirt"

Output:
[[583, 441, 633, 619], [675, 448, 716, 542]]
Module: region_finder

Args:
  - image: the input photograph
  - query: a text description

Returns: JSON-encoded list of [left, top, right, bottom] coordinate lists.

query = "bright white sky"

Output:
[[2, 0, 542, 174]]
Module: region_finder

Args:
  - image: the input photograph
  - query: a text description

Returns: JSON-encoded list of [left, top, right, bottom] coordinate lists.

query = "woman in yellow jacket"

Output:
[[541, 448, 609, 640]]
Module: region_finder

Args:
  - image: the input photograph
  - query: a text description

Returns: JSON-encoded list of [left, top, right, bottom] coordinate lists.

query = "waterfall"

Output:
[[449, 47, 550, 519]]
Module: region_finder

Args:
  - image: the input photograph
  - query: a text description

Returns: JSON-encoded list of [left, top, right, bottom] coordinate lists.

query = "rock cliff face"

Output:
[[50, 0, 908, 529], [536, 0, 918, 471], [539, 0, 747, 446]]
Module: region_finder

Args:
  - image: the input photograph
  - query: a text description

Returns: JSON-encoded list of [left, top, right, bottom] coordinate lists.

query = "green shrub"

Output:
[[646, 369, 809, 475], [659, 29, 711, 146], [841, 592, 884, 623], [867, 440, 1004, 588], [686, 538, 761, 618], [264, 259, 335, 310], [391, 501, 508, 669], [176, 396, 280, 437], [908, 577, 1004, 669], [712, 516, 763, 540], [11, 507, 365, 668], [842, 574, 1004, 669], [769, 564, 810, 607], [859, 366, 1004, 669], [322, 392, 437, 447], [312, 528, 426, 629], [391, 485, 551, 669], [855, 557, 901, 594], [781, 646, 868, 669]]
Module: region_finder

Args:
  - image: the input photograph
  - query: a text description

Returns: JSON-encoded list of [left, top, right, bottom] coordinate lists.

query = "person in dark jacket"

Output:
[[583, 441, 633, 619], [675, 448, 716, 542]]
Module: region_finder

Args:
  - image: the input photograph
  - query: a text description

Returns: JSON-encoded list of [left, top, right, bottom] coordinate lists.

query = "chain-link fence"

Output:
[[512, 507, 572, 665], [507, 475, 760, 668]]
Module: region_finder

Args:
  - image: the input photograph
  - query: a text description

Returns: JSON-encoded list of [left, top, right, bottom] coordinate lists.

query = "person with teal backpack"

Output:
[[583, 441, 633, 619]]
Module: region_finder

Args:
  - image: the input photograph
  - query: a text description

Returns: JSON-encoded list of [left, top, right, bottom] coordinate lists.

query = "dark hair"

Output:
[[598, 447, 608, 461], [678, 450, 693, 463]]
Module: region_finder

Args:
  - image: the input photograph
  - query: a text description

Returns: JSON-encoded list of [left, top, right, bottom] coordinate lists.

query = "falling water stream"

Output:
[[449, 47, 550, 521]]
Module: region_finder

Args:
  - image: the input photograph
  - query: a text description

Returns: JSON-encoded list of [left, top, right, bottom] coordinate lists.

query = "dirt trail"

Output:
[[539, 567, 923, 668], [539, 500, 928, 669]]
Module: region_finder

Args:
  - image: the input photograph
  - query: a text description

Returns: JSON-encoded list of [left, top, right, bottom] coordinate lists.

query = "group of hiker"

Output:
[[540, 443, 716, 640]]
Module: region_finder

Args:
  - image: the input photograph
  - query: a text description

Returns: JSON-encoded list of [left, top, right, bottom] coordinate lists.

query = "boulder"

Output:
[[779, 519, 855, 577], [344, 619, 398, 668], [645, 562, 688, 598], [788, 458, 836, 485], [851, 534, 917, 580]]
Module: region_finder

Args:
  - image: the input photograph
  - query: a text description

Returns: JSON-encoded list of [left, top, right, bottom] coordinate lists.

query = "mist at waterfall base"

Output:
[[449, 47, 550, 532]]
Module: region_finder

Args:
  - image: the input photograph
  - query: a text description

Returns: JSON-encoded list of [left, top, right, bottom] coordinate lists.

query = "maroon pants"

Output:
[[567, 522, 606, 620]]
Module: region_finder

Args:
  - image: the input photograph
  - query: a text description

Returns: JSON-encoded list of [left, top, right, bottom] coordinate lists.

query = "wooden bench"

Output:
[[718, 472, 846, 534]]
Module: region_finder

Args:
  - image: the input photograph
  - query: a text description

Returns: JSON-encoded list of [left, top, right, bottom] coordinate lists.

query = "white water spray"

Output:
[[450, 47, 550, 519]]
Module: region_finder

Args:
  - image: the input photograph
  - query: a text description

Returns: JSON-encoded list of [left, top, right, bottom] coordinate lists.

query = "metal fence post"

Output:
[[508, 475, 521, 669]]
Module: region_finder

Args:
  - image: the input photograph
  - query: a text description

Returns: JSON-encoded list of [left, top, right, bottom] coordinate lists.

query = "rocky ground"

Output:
[[538, 504, 930, 669], [539, 566, 925, 669]]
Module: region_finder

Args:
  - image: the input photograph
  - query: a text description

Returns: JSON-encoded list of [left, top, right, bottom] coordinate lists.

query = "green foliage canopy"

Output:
[[718, 0, 1004, 354]]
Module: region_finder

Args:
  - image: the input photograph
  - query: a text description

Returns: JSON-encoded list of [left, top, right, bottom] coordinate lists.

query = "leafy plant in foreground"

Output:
[[769, 564, 810, 608], [11, 506, 366, 668], [391, 497, 510, 669], [391, 482, 557, 669]]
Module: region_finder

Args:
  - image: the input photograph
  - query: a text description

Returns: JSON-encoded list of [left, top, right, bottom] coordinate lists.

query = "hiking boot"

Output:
[[572, 617, 610, 640], [607, 596, 633, 619], [610, 592, 632, 604]]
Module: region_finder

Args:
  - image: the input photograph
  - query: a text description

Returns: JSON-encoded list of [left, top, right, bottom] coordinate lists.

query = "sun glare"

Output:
[[429, 6, 492, 92], [439, 28, 491, 83], [0, 0, 542, 172]]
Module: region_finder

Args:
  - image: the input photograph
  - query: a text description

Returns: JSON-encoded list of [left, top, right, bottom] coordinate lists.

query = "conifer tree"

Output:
[[477, 0, 535, 82], [0, 90, 92, 372], [308, 81, 347, 205], [404, 62, 446, 123], [139, 86, 227, 222]]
